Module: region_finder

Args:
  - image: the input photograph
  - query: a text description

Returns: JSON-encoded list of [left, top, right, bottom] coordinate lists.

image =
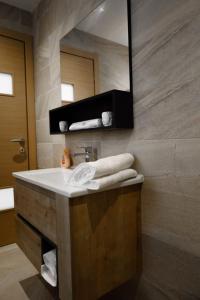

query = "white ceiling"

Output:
[[77, 0, 128, 46], [0, 0, 41, 12]]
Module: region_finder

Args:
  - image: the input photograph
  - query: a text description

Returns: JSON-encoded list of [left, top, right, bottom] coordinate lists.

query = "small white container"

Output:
[[59, 121, 68, 132], [102, 111, 112, 127]]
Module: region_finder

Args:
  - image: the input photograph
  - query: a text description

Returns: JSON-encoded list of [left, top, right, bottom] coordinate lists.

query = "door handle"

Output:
[[9, 138, 25, 143], [9, 138, 25, 154]]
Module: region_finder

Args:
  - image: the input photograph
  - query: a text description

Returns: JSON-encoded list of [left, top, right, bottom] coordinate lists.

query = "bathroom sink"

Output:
[[13, 167, 144, 198], [25, 168, 72, 186], [12, 168, 83, 198]]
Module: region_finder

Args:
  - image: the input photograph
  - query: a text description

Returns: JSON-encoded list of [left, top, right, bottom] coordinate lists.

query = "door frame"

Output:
[[60, 45, 99, 104], [0, 27, 37, 170]]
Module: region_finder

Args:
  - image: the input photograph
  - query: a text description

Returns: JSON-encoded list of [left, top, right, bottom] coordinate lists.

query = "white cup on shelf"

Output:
[[59, 121, 68, 132], [102, 111, 113, 127]]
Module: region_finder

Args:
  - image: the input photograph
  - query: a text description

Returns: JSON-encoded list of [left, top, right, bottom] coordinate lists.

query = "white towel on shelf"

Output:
[[69, 118, 102, 131], [41, 249, 57, 287], [67, 153, 134, 186], [82, 169, 137, 190]]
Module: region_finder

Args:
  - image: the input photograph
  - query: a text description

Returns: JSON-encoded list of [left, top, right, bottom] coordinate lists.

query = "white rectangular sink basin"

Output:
[[13, 168, 144, 198], [26, 168, 72, 186]]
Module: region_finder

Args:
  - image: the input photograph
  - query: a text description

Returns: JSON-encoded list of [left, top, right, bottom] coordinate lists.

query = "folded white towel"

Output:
[[43, 249, 56, 273], [67, 153, 134, 186], [41, 249, 57, 287], [69, 118, 102, 131], [82, 169, 137, 190]]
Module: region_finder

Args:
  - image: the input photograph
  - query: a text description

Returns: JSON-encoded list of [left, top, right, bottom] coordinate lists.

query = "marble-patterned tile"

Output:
[[37, 143, 54, 168], [35, 88, 61, 121], [143, 175, 200, 201], [60, 0, 103, 39], [53, 143, 65, 167], [131, 0, 200, 140], [175, 139, 200, 176], [133, 79, 200, 140], [36, 119, 52, 143], [140, 234, 200, 299], [102, 138, 175, 176], [52, 134, 65, 145], [142, 187, 200, 257], [136, 276, 178, 300], [35, 66, 54, 98]]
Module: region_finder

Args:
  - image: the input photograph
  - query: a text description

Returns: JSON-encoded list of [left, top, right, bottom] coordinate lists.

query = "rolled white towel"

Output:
[[43, 249, 56, 273], [41, 265, 57, 287], [41, 249, 57, 287], [83, 169, 137, 190], [67, 153, 134, 186], [69, 118, 102, 131]]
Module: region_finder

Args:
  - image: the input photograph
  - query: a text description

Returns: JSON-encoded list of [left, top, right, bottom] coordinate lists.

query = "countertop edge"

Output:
[[13, 169, 144, 198]]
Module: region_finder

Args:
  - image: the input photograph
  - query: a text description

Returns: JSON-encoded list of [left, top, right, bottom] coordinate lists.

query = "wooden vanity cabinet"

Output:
[[16, 215, 42, 272], [14, 179, 142, 300], [15, 180, 57, 244]]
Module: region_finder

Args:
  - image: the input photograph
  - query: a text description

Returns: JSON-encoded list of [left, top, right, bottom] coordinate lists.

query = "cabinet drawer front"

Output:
[[15, 180, 57, 244], [16, 215, 42, 271]]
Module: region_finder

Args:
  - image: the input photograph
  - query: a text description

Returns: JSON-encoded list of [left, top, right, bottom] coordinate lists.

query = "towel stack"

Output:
[[67, 153, 137, 190]]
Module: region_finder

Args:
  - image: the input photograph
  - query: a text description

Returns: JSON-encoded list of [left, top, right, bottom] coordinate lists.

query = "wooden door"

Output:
[[60, 47, 98, 103], [0, 35, 28, 188]]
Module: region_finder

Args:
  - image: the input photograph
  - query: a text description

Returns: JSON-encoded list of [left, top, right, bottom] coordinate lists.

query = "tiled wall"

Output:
[[0, 2, 32, 34], [34, 0, 200, 298]]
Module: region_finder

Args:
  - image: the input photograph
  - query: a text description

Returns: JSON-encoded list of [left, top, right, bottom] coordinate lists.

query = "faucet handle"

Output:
[[80, 146, 93, 153], [80, 146, 97, 161]]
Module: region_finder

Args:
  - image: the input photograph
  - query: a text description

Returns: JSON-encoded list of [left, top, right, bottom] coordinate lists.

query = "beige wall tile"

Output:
[[142, 187, 200, 257], [36, 119, 52, 143], [37, 143, 54, 168], [175, 140, 200, 176], [53, 143, 65, 167], [138, 234, 200, 299]]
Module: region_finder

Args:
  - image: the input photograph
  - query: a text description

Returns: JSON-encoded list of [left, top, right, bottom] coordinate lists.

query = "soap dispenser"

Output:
[[60, 147, 72, 169]]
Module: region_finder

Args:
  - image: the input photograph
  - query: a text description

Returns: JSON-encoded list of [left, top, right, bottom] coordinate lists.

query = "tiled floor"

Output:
[[0, 244, 37, 300]]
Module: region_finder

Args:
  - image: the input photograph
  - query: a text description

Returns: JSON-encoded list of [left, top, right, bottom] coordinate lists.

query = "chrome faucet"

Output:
[[73, 146, 97, 162]]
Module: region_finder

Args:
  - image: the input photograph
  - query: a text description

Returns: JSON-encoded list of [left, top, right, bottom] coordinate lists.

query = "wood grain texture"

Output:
[[24, 36, 37, 170], [0, 28, 37, 177], [56, 194, 73, 300], [69, 185, 142, 300], [15, 179, 57, 244], [0, 209, 16, 246], [15, 178, 142, 299], [60, 47, 95, 102], [0, 35, 28, 187], [16, 215, 42, 272]]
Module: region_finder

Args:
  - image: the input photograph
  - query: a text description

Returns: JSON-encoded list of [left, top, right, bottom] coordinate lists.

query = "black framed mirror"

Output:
[[60, 0, 132, 104]]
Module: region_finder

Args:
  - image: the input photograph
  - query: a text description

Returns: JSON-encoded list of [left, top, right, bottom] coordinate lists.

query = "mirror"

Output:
[[60, 0, 132, 104]]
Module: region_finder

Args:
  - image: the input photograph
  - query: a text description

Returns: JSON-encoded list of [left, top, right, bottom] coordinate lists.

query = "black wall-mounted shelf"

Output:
[[49, 90, 133, 134]]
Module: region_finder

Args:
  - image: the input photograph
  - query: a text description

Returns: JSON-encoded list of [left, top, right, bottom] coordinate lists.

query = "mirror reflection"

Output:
[[60, 0, 130, 104]]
